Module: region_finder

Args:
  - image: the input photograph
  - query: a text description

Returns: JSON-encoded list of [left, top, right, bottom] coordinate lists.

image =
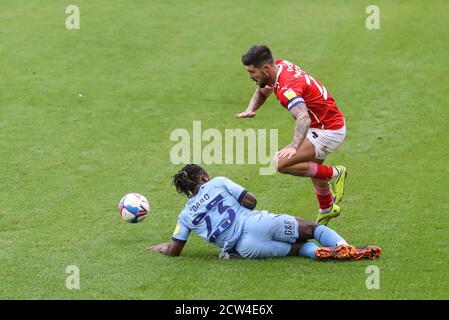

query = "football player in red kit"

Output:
[[235, 45, 347, 225]]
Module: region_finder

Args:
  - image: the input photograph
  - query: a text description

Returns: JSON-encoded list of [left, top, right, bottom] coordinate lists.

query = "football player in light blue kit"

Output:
[[149, 165, 381, 261]]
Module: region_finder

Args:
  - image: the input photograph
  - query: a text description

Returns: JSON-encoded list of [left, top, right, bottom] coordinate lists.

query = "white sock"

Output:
[[331, 167, 339, 179], [319, 207, 332, 214], [337, 240, 348, 246]]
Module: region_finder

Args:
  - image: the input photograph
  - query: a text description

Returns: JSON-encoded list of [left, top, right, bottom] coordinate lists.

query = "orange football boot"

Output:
[[315, 245, 382, 261]]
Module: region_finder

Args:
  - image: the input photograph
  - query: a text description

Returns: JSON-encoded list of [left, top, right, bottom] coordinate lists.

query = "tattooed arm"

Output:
[[276, 103, 311, 159], [290, 103, 311, 150]]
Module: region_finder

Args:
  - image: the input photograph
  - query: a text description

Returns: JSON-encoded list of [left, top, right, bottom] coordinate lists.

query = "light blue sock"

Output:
[[298, 241, 319, 259], [313, 225, 346, 247]]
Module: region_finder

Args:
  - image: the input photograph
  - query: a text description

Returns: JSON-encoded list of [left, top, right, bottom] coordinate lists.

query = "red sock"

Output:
[[305, 162, 334, 181], [314, 185, 333, 211]]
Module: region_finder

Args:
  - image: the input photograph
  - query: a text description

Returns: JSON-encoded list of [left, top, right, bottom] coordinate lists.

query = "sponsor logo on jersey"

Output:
[[283, 88, 297, 100]]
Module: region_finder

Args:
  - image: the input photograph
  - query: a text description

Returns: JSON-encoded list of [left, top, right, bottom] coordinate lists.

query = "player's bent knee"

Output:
[[274, 158, 309, 176], [274, 160, 290, 174]]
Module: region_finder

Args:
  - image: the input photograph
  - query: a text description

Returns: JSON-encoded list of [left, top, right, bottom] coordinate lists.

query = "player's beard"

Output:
[[258, 71, 270, 88]]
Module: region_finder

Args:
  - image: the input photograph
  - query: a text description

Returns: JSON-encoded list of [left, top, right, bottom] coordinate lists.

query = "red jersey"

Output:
[[272, 59, 345, 130]]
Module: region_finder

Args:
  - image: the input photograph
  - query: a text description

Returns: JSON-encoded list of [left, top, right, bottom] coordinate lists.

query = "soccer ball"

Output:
[[118, 193, 150, 223]]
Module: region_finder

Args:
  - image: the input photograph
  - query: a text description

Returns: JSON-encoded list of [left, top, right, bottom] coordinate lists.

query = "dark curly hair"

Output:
[[242, 44, 274, 67], [172, 164, 207, 197]]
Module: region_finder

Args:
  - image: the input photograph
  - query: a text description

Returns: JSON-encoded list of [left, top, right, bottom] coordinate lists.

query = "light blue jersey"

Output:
[[172, 176, 252, 251]]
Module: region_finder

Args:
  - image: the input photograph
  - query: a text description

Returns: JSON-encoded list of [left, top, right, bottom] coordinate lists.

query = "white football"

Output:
[[118, 193, 150, 223]]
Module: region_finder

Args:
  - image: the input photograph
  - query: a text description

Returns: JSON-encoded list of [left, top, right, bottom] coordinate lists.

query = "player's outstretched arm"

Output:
[[234, 86, 273, 119], [147, 239, 186, 257], [239, 191, 257, 210]]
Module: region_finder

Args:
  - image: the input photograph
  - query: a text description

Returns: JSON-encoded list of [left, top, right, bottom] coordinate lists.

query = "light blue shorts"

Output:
[[234, 211, 299, 259]]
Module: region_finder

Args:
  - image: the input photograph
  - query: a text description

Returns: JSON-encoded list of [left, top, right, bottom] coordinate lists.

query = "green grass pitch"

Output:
[[0, 0, 448, 299]]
